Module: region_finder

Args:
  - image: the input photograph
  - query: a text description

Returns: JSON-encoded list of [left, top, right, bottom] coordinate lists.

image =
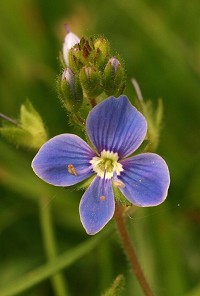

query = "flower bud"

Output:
[[109, 57, 120, 72], [63, 67, 76, 91], [63, 32, 80, 65], [68, 46, 83, 73], [68, 38, 96, 73], [94, 37, 110, 56], [94, 37, 110, 69], [59, 68, 83, 112], [79, 66, 103, 98], [103, 57, 126, 96]]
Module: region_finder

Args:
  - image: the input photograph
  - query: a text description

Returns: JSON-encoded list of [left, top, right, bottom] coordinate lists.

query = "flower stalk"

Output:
[[114, 203, 154, 296]]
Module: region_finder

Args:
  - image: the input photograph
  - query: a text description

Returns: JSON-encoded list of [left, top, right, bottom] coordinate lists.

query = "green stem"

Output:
[[39, 196, 69, 296], [114, 203, 155, 296]]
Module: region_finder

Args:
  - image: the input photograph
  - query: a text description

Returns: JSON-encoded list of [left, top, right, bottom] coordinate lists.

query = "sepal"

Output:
[[103, 57, 126, 96], [58, 68, 83, 112], [113, 185, 132, 207], [68, 37, 95, 73], [94, 37, 110, 69], [79, 66, 103, 98]]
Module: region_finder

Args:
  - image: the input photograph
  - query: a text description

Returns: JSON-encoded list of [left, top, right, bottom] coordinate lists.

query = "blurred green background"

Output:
[[0, 0, 200, 295]]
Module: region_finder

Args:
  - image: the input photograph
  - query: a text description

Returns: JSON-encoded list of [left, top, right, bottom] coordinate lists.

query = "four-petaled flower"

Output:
[[32, 96, 170, 235]]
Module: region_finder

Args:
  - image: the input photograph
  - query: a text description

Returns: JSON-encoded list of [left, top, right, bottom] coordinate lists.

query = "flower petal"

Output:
[[119, 153, 170, 206], [79, 177, 115, 235], [32, 134, 96, 186], [86, 95, 147, 159]]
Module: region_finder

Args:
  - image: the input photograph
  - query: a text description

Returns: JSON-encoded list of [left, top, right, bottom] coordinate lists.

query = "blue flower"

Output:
[[32, 96, 170, 235]]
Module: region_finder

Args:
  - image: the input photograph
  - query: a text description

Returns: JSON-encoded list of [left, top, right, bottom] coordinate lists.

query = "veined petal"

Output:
[[119, 153, 170, 206], [32, 134, 96, 186], [86, 95, 147, 159], [79, 177, 115, 235]]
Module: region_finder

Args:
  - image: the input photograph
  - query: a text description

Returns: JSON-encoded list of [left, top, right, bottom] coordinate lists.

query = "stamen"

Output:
[[100, 195, 106, 201], [67, 164, 77, 176], [113, 179, 125, 188], [90, 150, 123, 180]]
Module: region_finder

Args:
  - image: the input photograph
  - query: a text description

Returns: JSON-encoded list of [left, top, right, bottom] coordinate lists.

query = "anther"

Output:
[[67, 164, 77, 176], [113, 179, 125, 188], [100, 195, 106, 201]]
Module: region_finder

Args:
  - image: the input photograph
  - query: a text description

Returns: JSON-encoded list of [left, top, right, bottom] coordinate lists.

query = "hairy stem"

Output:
[[114, 203, 155, 296]]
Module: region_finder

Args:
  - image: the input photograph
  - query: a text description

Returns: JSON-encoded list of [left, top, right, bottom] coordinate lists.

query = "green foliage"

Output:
[[0, 100, 48, 149], [138, 97, 163, 151], [1, 0, 200, 295], [102, 275, 125, 296]]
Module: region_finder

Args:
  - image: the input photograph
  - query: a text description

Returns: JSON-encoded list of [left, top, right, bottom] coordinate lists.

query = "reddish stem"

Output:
[[114, 203, 155, 296]]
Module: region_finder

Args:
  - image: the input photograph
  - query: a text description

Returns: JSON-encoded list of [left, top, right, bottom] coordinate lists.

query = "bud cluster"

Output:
[[58, 31, 126, 120]]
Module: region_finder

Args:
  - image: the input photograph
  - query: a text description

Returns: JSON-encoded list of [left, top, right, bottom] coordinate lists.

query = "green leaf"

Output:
[[0, 100, 48, 149], [132, 79, 164, 151], [136, 98, 163, 152], [155, 98, 163, 128]]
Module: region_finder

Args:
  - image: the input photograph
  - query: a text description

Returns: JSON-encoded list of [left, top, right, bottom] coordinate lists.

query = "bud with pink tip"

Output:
[[63, 30, 80, 65]]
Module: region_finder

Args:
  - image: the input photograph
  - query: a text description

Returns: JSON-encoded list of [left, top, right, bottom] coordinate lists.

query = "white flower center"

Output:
[[90, 150, 123, 180]]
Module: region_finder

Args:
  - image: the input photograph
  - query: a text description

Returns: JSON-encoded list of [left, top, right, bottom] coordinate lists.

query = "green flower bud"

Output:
[[94, 37, 110, 56], [94, 37, 110, 69], [103, 57, 126, 96], [58, 68, 83, 112], [68, 37, 96, 73], [79, 66, 103, 98], [80, 37, 94, 60], [68, 46, 84, 73]]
